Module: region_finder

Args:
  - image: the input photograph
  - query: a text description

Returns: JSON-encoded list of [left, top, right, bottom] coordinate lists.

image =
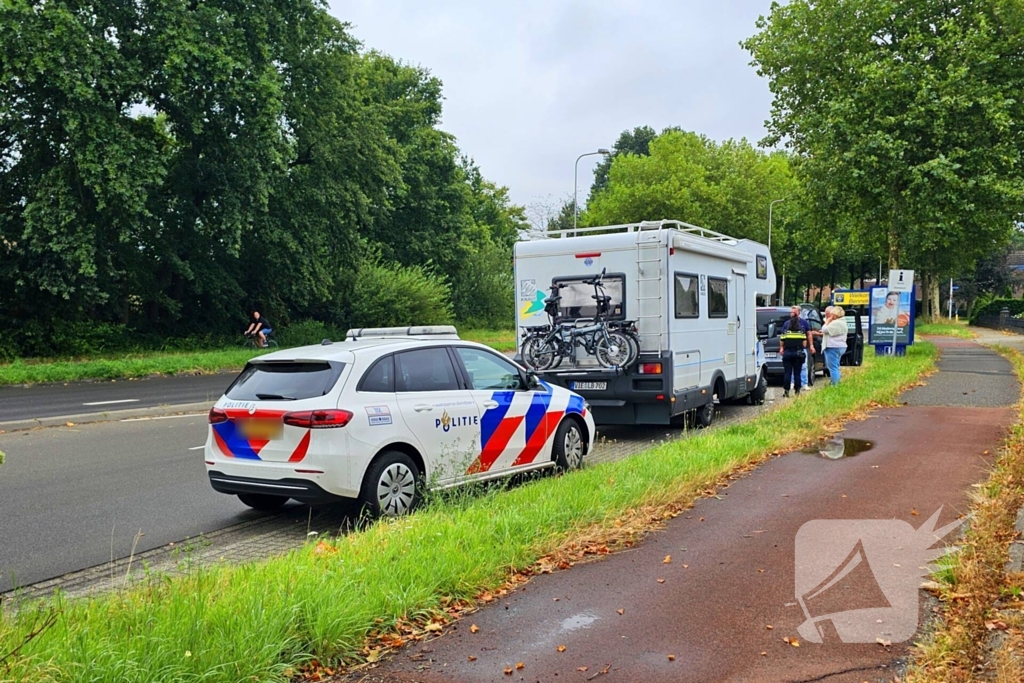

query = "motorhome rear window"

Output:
[[551, 275, 625, 320], [708, 278, 729, 318], [756, 255, 768, 279], [674, 273, 699, 318]]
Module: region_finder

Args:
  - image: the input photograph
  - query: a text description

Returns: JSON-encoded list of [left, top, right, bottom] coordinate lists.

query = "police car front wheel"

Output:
[[553, 419, 585, 471], [362, 452, 422, 518]]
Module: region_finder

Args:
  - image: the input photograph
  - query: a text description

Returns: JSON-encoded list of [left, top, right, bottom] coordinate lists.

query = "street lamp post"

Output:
[[768, 198, 786, 304], [768, 197, 786, 252], [574, 149, 611, 233]]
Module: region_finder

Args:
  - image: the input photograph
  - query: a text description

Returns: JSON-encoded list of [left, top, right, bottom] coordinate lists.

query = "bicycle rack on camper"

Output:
[[514, 219, 777, 426]]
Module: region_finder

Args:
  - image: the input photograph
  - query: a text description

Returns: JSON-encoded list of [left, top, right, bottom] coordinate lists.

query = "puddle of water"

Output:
[[801, 437, 874, 460], [561, 611, 599, 633]]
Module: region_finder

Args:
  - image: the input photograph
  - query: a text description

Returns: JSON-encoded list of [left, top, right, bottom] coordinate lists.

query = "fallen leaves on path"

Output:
[[557, 645, 567, 652], [663, 555, 672, 564]]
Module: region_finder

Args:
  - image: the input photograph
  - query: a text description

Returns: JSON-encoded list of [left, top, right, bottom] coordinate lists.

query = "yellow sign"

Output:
[[834, 291, 870, 306]]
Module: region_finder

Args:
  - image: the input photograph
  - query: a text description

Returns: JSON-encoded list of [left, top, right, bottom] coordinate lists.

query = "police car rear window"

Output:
[[226, 362, 345, 401]]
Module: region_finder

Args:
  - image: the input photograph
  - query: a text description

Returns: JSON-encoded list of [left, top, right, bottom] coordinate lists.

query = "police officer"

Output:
[[777, 305, 813, 397]]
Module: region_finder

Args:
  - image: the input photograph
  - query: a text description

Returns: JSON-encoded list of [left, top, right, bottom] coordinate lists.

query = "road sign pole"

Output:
[[891, 296, 899, 356], [948, 278, 953, 320]]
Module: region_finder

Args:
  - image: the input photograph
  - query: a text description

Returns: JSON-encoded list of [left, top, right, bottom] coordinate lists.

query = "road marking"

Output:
[[120, 413, 206, 423], [188, 445, 205, 451], [82, 399, 141, 406]]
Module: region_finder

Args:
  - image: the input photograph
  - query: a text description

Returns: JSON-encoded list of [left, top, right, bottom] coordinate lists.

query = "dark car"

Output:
[[757, 306, 825, 386], [839, 312, 865, 367]]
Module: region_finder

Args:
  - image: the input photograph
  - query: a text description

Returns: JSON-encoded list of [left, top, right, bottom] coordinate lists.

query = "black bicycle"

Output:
[[521, 270, 638, 371], [242, 329, 278, 350]]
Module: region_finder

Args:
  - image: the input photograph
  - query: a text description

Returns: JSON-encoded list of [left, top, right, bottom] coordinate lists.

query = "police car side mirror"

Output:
[[526, 371, 541, 390]]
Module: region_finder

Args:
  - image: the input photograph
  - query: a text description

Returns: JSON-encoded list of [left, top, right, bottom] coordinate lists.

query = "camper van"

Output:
[[514, 220, 777, 426]]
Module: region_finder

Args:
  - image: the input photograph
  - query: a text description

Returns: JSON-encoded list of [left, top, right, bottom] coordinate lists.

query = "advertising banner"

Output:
[[868, 287, 915, 346]]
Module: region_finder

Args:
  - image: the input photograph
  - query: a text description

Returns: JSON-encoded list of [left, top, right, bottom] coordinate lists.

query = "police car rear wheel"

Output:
[[362, 452, 421, 517], [553, 419, 584, 471], [237, 493, 288, 512]]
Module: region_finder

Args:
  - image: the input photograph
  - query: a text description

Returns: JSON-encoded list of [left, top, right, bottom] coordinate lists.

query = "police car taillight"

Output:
[[283, 409, 353, 429], [208, 407, 229, 424]]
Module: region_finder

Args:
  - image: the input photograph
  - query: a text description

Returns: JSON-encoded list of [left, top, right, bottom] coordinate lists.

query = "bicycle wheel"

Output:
[[595, 330, 633, 369], [522, 335, 558, 371]]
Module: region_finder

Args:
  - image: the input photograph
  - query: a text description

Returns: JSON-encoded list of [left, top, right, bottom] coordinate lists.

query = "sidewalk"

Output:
[[344, 337, 1019, 683]]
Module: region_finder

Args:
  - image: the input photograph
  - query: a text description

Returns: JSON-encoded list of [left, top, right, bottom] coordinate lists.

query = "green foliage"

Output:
[[349, 257, 453, 328], [274, 320, 346, 347], [970, 298, 1024, 323], [743, 0, 1024, 310], [0, 1, 522, 358]]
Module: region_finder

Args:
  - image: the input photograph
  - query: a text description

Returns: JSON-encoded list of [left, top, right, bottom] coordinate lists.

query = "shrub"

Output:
[[450, 241, 514, 329], [12, 320, 135, 358], [970, 298, 1024, 323], [349, 258, 454, 328], [276, 319, 345, 347]]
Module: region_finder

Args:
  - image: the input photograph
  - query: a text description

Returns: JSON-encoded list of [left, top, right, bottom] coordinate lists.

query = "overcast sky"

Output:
[[328, 1, 777, 219]]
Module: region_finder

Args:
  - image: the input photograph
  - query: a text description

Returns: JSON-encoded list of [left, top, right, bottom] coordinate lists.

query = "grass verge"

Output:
[[0, 330, 516, 386], [0, 346, 934, 683], [917, 321, 976, 339], [906, 344, 1024, 683]]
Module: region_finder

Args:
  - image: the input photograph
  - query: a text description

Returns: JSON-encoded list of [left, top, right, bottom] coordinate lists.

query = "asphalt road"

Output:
[[0, 414, 265, 590], [0, 373, 236, 423]]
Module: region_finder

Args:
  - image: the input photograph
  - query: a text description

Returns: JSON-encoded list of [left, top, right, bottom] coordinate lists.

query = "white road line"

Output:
[[187, 445, 205, 451], [82, 399, 141, 406], [120, 413, 206, 423]]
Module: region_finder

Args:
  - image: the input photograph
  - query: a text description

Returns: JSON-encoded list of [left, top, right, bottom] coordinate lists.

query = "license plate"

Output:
[[239, 419, 283, 440], [571, 381, 607, 391]]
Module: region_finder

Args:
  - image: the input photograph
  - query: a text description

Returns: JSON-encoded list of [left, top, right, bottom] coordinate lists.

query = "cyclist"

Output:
[[244, 310, 272, 348]]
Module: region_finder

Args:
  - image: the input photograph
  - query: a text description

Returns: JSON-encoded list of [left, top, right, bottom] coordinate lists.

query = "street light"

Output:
[[574, 149, 611, 232], [768, 197, 786, 252]]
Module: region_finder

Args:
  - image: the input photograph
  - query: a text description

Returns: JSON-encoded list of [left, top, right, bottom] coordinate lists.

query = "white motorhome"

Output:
[[514, 220, 777, 426]]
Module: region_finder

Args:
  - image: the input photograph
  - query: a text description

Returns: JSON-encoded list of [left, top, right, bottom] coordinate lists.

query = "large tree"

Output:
[[744, 0, 1024, 316]]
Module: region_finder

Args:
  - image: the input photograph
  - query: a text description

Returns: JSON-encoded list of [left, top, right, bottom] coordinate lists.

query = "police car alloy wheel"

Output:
[[363, 451, 421, 517], [553, 419, 584, 471]]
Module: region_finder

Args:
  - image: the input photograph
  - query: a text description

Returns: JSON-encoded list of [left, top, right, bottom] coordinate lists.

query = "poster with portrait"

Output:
[[868, 287, 914, 345]]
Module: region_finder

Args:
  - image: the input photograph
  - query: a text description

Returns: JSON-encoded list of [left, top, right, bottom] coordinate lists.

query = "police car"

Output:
[[205, 326, 595, 517]]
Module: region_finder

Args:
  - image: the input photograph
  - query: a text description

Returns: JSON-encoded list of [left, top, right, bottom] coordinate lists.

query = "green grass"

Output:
[[0, 330, 517, 387], [916, 320, 976, 339], [0, 345, 935, 682]]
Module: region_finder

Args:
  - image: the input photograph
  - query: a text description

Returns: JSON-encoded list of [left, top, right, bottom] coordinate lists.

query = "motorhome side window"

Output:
[[551, 275, 625, 320], [674, 273, 699, 318], [708, 277, 728, 318]]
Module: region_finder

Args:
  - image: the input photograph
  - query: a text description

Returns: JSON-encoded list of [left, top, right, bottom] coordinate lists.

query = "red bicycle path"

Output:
[[341, 338, 1018, 683]]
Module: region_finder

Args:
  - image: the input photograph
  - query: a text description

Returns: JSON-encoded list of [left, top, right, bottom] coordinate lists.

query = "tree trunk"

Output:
[[929, 277, 941, 320]]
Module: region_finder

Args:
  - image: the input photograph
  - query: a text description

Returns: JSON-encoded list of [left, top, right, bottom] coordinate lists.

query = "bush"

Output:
[[450, 242, 514, 329], [349, 258, 454, 328], [970, 298, 1024, 323], [12, 320, 135, 358], [275, 319, 346, 347]]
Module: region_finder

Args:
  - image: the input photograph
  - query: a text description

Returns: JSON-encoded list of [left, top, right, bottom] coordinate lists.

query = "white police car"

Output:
[[205, 326, 595, 516]]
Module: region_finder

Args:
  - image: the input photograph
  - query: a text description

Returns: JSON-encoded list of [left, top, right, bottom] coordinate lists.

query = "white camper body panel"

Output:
[[514, 220, 776, 425]]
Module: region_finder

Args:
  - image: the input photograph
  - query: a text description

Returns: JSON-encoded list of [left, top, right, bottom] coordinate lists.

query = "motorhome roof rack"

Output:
[[541, 219, 738, 245]]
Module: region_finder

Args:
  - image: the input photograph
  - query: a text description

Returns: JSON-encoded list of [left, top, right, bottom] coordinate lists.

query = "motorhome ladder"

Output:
[[635, 229, 665, 353]]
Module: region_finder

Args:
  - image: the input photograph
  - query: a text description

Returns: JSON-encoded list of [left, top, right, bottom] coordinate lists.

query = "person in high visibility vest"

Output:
[[777, 305, 812, 397]]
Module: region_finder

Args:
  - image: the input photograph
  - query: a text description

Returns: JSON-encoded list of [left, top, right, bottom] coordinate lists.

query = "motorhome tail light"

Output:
[[208, 407, 229, 424], [283, 409, 353, 429], [656, 394, 665, 401], [638, 362, 663, 375], [575, 252, 601, 259]]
